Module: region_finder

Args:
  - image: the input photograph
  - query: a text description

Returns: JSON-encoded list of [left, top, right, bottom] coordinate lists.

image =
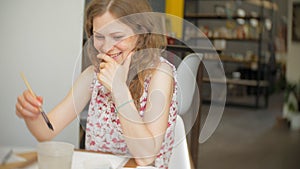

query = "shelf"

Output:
[[203, 77, 269, 87], [187, 37, 261, 42], [183, 0, 272, 108], [166, 44, 221, 54], [204, 55, 252, 64], [184, 0, 278, 11], [184, 14, 262, 20], [167, 45, 256, 64]]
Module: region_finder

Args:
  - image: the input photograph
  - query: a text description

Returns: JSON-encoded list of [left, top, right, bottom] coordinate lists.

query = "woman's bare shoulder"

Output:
[[154, 61, 174, 79], [74, 65, 95, 86], [149, 62, 174, 91], [82, 65, 94, 75]]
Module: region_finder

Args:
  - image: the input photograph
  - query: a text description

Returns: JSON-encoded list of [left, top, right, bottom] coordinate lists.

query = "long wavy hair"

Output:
[[84, 0, 167, 109]]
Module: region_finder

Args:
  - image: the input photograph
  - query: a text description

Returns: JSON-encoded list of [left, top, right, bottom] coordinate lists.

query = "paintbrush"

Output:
[[20, 72, 54, 131]]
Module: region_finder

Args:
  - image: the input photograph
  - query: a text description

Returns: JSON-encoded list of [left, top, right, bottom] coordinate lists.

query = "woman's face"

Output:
[[93, 12, 138, 64]]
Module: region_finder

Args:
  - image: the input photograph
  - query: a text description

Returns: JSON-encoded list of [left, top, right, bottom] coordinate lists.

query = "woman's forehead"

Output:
[[92, 13, 133, 34]]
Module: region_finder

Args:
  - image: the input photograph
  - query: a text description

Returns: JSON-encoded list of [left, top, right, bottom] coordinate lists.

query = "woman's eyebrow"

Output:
[[93, 31, 125, 36], [93, 31, 102, 35]]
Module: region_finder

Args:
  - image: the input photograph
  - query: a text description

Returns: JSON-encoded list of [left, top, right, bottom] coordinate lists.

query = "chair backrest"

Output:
[[176, 53, 203, 115], [169, 116, 191, 169]]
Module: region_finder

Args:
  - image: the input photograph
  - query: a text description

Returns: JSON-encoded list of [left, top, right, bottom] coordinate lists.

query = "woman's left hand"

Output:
[[97, 52, 132, 92]]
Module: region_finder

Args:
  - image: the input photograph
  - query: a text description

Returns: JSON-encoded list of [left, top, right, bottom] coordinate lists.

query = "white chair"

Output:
[[168, 116, 191, 169], [176, 53, 203, 133], [177, 53, 203, 115], [169, 53, 203, 169]]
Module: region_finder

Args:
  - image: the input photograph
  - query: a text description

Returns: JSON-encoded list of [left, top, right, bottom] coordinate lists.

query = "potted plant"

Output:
[[283, 80, 300, 130]]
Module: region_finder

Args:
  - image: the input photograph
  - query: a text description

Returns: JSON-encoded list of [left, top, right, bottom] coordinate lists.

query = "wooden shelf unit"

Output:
[[184, 13, 262, 20], [183, 0, 275, 108]]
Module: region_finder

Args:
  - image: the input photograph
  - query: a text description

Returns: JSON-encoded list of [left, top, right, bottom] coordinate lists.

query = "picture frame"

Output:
[[292, 3, 300, 42]]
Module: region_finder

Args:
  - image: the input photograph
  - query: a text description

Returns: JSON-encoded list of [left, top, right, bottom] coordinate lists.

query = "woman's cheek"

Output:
[[117, 36, 137, 51], [115, 40, 132, 50], [93, 40, 102, 52]]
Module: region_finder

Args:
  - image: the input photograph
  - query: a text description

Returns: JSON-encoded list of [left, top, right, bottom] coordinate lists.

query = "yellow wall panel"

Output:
[[165, 0, 184, 38]]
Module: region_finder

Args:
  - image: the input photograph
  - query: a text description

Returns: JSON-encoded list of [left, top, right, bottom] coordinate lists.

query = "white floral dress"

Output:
[[85, 57, 178, 169]]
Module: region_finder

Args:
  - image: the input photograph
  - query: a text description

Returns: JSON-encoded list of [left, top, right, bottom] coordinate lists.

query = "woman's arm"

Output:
[[97, 54, 175, 165], [16, 66, 94, 141], [114, 62, 174, 166]]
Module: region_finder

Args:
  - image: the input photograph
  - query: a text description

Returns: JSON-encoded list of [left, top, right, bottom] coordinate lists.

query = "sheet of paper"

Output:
[[0, 147, 26, 164], [72, 151, 129, 169], [122, 167, 158, 169]]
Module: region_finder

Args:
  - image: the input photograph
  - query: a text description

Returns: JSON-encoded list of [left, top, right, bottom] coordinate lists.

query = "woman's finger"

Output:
[[22, 108, 39, 118], [36, 96, 43, 105], [15, 102, 39, 119], [122, 52, 132, 68], [23, 90, 42, 107], [97, 54, 115, 63], [18, 94, 40, 115], [97, 73, 111, 91], [15, 103, 23, 118], [16, 110, 22, 118], [99, 62, 106, 69]]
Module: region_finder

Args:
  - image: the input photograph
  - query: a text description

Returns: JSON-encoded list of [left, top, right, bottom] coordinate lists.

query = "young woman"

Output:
[[15, 0, 178, 168]]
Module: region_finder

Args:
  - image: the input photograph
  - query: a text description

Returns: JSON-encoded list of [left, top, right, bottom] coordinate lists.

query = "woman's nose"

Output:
[[101, 38, 115, 53]]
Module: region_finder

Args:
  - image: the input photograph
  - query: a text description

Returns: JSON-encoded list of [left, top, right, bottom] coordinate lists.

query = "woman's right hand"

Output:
[[16, 90, 43, 120]]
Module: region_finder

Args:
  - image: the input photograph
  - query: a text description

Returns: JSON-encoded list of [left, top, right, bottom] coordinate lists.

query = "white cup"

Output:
[[37, 141, 74, 169], [83, 158, 112, 169]]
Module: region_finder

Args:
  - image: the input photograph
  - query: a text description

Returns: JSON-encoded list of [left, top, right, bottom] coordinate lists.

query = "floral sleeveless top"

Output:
[[85, 57, 178, 169]]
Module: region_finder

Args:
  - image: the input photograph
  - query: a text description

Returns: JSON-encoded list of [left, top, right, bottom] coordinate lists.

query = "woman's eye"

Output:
[[95, 35, 104, 40], [113, 36, 124, 41]]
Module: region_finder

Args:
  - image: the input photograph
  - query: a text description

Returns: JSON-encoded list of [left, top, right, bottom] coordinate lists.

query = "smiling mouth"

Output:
[[109, 52, 122, 60]]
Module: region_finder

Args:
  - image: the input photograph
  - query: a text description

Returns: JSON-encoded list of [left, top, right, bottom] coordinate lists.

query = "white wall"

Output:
[[287, 0, 300, 82], [0, 0, 85, 147]]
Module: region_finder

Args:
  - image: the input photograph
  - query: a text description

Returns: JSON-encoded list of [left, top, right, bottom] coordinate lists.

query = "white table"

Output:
[[1, 147, 159, 169]]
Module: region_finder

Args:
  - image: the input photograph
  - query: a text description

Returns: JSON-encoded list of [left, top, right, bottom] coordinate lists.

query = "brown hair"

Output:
[[84, 0, 167, 109]]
